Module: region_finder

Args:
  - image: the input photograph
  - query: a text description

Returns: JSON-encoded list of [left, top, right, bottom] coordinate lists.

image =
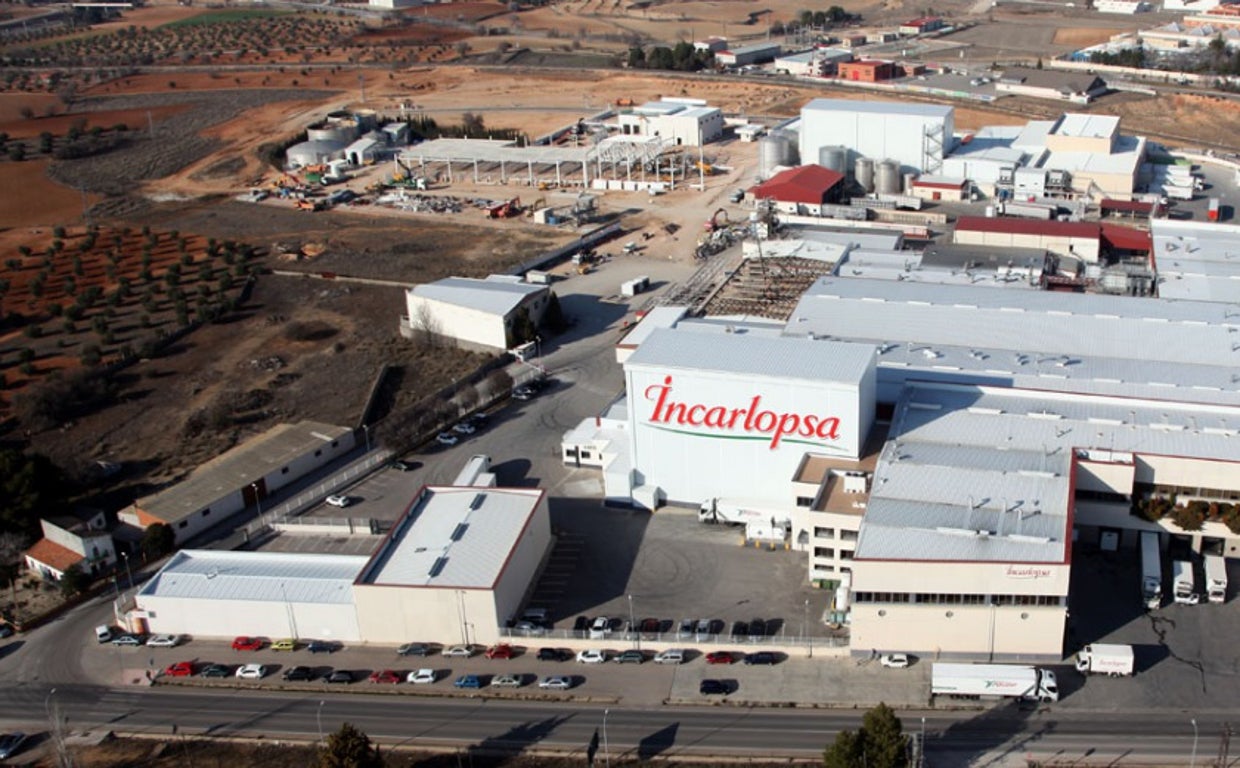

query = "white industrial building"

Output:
[[120, 421, 356, 544], [616, 99, 724, 147], [285, 139, 347, 169], [402, 275, 551, 351], [799, 99, 955, 175], [1151, 218, 1240, 303], [774, 48, 853, 76], [716, 42, 782, 67]]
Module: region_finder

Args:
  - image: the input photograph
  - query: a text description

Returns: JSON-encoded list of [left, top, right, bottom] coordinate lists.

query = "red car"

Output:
[[484, 644, 515, 660], [231, 636, 264, 651], [368, 669, 401, 684], [705, 651, 737, 665], [163, 661, 194, 678]]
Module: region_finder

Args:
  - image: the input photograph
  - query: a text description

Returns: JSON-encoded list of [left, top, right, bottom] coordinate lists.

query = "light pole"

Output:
[[362, 424, 371, 453], [602, 708, 610, 768], [317, 700, 325, 746], [627, 594, 638, 650], [121, 551, 133, 595], [920, 716, 926, 768], [251, 482, 263, 526], [44, 687, 56, 723], [804, 598, 812, 658], [1190, 718, 1199, 768]]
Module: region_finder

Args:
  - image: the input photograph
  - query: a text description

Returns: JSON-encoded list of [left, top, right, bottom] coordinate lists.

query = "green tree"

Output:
[[541, 291, 567, 333], [319, 722, 384, 768], [823, 703, 908, 768], [140, 523, 175, 560], [0, 448, 65, 537], [59, 563, 89, 596]]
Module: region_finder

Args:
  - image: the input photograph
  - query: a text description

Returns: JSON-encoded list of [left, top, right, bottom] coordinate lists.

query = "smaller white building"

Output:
[[24, 509, 116, 581], [345, 137, 382, 166], [403, 275, 551, 351], [616, 99, 724, 147], [774, 48, 853, 76], [716, 42, 782, 67]]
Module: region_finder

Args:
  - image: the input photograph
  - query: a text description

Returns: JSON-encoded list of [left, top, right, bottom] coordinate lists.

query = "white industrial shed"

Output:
[[799, 99, 955, 174], [353, 486, 551, 646], [134, 550, 369, 640], [402, 275, 551, 351]]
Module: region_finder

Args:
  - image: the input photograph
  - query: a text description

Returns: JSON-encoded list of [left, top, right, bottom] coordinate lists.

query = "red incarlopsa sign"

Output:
[[643, 375, 841, 449]]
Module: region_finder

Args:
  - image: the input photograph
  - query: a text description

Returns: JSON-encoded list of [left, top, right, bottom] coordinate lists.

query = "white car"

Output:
[[653, 649, 686, 665], [145, 634, 183, 648], [588, 617, 611, 639], [436, 432, 459, 446], [325, 495, 352, 508], [442, 644, 474, 658], [451, 422, 476, 435], [879, 653, 911, 669], [235, 663, 266, 680], [490, 674, 522, 688], [576, 649, 608, 664], [538, 675, 572, 690], [407, 668, 437, 684]]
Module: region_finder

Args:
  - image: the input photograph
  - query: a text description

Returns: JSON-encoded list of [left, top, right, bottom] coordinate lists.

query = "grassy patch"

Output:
[[160, 8, 291, 28]]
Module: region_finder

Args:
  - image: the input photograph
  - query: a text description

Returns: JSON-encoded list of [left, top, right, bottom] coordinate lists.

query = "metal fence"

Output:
[[497, 625, 849, 649], [243, 448, 394, 539]]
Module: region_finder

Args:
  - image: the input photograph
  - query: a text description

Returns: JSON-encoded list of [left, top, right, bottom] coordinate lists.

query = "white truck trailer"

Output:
[[1140, 531, 1162, 610], [1204, 554, 1228, 604], [1074, 643, 1134, 676], [1163, 184, 1194, 201], [699, 498, 790, 534], [931, 663, 1059, 703], [1172, 559, 1199, 605]]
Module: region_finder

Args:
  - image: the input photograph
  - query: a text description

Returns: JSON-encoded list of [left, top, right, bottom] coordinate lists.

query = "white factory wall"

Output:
[[405, 294, 509, 350], [137, 597, 362, 642], [799, 106, 954, 174], [491, 497, 553, 625], [623, 365, 870, 505], [850, 603, 1067, 660], [354, 585, 500, 647]]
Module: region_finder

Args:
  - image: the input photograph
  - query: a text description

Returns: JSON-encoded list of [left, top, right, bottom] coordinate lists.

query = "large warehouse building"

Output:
[[799, 99, 955, 175], [402, 275, 551, 351]]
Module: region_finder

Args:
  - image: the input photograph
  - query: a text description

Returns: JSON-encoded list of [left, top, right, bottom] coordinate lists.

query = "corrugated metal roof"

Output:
[[955, 216, 1100, 239], [626, 327, 875, 384], [802, 98, 953, 118], [139, 550, 367, 604], [412, 276, 545, 316], [1053, 113, 1119, 138], [751, 165, 845, 205], [358, 487, 543, 589]]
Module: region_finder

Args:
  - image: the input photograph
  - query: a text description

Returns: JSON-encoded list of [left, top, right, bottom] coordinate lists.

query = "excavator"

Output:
[[704, 208, 729, 232], [488, 197, 522, 219]]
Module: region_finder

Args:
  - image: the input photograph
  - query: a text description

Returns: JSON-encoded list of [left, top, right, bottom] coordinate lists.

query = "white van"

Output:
[[653, 649, 685, 665], [95, 625, 112, 643]]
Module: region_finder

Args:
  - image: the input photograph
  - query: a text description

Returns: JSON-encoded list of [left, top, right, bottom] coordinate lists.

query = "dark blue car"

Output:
[[454, 674, 483, 689]]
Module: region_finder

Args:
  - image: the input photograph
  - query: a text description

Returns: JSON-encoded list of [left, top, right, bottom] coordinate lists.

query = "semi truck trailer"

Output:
[[1074, 643, 1134, 676], [931, 663, 1059, 703], [1140, 531, 1162, 610], [1172, 559, 1199, 605], [1205, 554, 1228, 603]]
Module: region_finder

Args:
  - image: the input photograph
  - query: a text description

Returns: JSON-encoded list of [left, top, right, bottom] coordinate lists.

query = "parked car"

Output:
[[615, 650, 645, 664], [111, 633, 145, 647], [283, 666, 315, 682], [879, 653, 911, 669], [307, 640, 340, 654], [436, 432, 459, 446], [700, 679, 730, 696], [408, 668, 437, 685], [576, 649, 608, 664], [639, 618, 662, 634], [491, 674, 522, 688], [705, 651, 737, 665], [748, 619, 767, 638], [235, 663, 266, 680], [485, 644, 515, 660], [397, 642, 433, 657], [443, 645, 475, 658], [146, 634, 183, 648], [391, 459, 420, 472], [325, 495, 352, 508], [572, 616, 591, 633], [452, 422, 476, 436], [512, 386, 535, 401], [162, 662, 194, 678], [743, 651, 778, 666], [0, 624, 14, 639], [538, 675, 573, 690], [323, 670, 354, 684], [453, 674, 483, 689], [731, 621, 749, 638], [514, 621, 546, 635], [270, 638, 298, 652], [729, 189, 745, 204], [589, 617, 611, 639], [653, 649, 686, 665], [537, 647, 569, 662], [368, 669, 401, 684], [677, 619, 695, 639], [0, 733, 27, 760], [231, 636, 264, 651], [201, 664, 231, 678], [694, 619, 713, 636]]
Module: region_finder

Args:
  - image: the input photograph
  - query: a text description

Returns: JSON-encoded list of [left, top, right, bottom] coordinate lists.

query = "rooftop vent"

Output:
[[469, 494, 485, 511], [451, 523, 469, 542], [429, 556, 449, 578]]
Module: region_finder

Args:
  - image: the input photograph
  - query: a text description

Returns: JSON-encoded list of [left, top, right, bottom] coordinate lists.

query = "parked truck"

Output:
[[1209, 197, 1221, 222], [1172, 559, 1199, 604], [931, 663, 1059, 703], [1074, 643, 1134, 676], [1140, 531, 1162, 610], [1204, 554, 1228, 603], [999, 201, 1054, 220], [1163, 184, 1194, 201]]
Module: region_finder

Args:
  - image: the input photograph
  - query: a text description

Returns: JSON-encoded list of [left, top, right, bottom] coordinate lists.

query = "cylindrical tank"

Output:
[[307, 122, 358, 144], [758, 134, 793, 180], [818, 145, 848, 175], [985, 205, 997, 218], [325, 110, 352, 124], [875, 160, 901, 195], [771, 128, 800, 165], [855, 157, 875, 192], [903, 172, 917, 194], [353, 108, 378, 131]]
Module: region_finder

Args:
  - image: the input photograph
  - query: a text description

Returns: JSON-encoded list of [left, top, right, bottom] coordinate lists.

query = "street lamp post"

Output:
[[317, 700, 325, 747], [627, 594, 638, 650], [804, 598, 812, 658], [363, 424, 371, 453], [251, 482, 263, 526], [44, 687, 56, 723], [121, 551, 133, 594], [920, 717, 927, 768], [1190, 718, 1199, 768], [602, 708, 610, 768]]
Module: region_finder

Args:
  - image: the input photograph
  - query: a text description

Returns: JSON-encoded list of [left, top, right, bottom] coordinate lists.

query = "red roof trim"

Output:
[[750, 165, 845, 204], [913, 180, 965, 189], [955, 215, 1100, 239]]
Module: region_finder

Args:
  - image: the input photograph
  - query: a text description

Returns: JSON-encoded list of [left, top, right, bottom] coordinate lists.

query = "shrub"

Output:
[[1170, 501, 1207, 531]]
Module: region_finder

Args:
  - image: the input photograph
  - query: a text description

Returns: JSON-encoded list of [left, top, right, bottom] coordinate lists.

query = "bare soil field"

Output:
[[1052, 26, 1126, 47], [0, 103, 188, 140], [0, 159, 98, 228]]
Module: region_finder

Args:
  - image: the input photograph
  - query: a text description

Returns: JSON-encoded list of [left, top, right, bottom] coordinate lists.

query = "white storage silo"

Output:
[[818, 145, 848, 176], [875, 160, 901, 195], [855, 157, 875, 192], [903, 172, 917, 194], [758, 134, 794, 180]]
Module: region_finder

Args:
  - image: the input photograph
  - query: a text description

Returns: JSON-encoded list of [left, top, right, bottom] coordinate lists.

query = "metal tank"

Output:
[[875, 159, 901, 195], [818, 145, 848, 175], [353, 108, 378, 131], [307, 121, 358, 144], [855, 157, 875, 192], [903, 172, 917, 194], [758, 134, 794, 180]]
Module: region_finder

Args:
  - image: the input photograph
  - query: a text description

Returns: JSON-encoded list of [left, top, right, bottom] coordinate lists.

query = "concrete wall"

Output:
[[353, 585, 500, 646], [850, 602, 1067, 660], [406, 294, 508, 350], [138, 596, 362, 642], [490, 496, 553, 626]]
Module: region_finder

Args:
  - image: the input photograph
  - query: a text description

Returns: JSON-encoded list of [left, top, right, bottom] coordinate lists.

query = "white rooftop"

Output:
[[1053, 113, 1120, 139], [858, 381, 1240, 562], [803, 98, 954, 119], [635, 101, 687, 116], [139, 550, 367, 604], [617, 305, 689, 350], [784, 276, 1240, 406], [1152, 219, 1240, 303], [1042, 135, 1145, 176], [626, 326, 875, 385], [358, 486, 544, 589], [411, 275, 544, 316]]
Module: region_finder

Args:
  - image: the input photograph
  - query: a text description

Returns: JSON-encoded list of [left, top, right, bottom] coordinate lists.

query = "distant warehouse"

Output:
[[716, 42, 782, 67], [401, 275, 551, 352]]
